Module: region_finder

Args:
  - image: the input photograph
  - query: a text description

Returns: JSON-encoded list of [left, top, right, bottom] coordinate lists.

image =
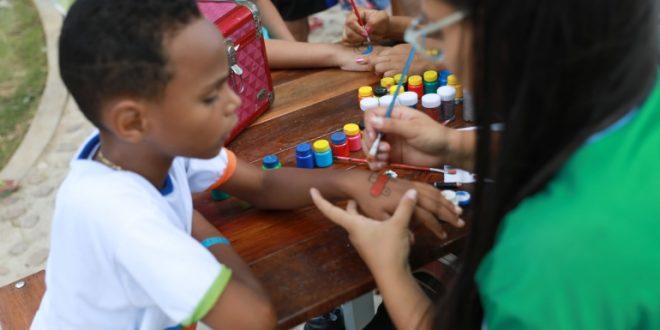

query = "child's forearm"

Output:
[[265, 40, 347, 69], [250, 0, 296, 41], [191, 210, 266, 295], [255, 168, 360, 209]]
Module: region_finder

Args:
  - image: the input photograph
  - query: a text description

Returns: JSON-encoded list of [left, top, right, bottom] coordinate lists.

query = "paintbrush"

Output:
[[347, 0, 373, 54], [366, 46, 417, 160], [333, 156, 456, 174]]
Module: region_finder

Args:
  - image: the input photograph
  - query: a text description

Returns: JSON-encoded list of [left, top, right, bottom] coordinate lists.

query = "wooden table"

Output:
[[0, 68, 469, 330], [194, 68, 470, 329]]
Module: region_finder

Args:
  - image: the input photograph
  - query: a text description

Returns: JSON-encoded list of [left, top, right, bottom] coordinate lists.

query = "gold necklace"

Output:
[[97, 150, 123, 171]]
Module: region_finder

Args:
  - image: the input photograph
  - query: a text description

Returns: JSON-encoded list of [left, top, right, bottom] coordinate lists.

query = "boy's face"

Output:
[[146, 18, 240, 159]]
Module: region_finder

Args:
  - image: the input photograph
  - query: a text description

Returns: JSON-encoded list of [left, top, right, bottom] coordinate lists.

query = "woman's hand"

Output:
[[372, 43, 439, 77], [363, 106, 458, 171], [311, 188, 418, 274], [342, 8, 390, 46]]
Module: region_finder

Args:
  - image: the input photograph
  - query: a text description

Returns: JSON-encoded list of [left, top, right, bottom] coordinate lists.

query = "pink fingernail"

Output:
[[355, 58, 367, 64]]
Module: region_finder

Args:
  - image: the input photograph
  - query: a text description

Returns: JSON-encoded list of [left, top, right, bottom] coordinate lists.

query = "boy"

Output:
[[31, 1, 461, 329]]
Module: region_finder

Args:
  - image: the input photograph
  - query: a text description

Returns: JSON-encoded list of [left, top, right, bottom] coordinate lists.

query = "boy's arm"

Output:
[[265, 39, 381, 71], [250, 0, 296, 41], [219, 159, 463, 236], [191, 210, 277, 329]]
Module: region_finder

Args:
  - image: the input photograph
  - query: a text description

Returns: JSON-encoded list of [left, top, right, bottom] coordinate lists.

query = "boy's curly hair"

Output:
[[59, 0, 201, 127]]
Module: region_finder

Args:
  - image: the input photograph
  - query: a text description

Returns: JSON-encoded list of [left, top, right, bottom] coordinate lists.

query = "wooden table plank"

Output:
[[0, 271, 45, 330]]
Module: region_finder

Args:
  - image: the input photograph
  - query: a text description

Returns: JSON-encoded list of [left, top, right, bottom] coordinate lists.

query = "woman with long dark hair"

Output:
[[310, 0, 659, 328]]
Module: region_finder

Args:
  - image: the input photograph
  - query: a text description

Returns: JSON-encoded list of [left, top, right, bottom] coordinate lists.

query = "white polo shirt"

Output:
[[32, 133, 237, 329]]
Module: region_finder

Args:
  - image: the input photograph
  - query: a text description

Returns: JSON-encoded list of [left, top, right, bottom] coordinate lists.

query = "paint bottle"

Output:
[[262, 154, 282, 170], [379, 94, 400, 107], [343, 123, 362, 152], [393, 73, 408, 90], [423, 70, 439, 95], [454, 84, 463, 104], [421, 93, 441, 121], [312, 139, 333, 168], [380, 77, 394, 88], [373, 86, 388, 97], [295, 143, 315, 169], [437, 86, 456, 122], [330, 132, 350, 157], [360, 97, 379, 111], [358, 86, 374, 102], [407, 75, 424, 99], [439, 70, 451, 86], [447, 74, 458, 89], [389, 85, 404, 96], [399, 91, 419, 109]]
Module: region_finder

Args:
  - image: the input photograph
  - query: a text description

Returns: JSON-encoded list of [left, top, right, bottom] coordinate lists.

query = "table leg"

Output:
[[341, 291, 375, 330]]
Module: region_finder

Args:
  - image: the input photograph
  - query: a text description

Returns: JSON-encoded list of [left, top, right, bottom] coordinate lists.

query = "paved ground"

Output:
[[0, 0, 347, 289]]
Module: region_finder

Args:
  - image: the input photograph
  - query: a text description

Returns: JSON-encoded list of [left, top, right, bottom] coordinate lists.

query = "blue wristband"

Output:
[[201, 237, 230, 249]]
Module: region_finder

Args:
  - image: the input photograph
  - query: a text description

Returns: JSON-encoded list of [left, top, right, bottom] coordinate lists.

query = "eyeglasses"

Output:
[[403, 11, 468, 62]]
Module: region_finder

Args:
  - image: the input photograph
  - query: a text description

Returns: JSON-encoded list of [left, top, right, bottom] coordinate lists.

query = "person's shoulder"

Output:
[[55, 162, 166, 226]]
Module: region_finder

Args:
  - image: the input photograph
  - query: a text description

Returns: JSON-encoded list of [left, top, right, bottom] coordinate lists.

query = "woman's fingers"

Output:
[[310, 188, 355, 230]]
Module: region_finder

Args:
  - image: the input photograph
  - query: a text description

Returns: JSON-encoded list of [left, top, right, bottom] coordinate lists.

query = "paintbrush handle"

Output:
[[348, 0, 366, 27]]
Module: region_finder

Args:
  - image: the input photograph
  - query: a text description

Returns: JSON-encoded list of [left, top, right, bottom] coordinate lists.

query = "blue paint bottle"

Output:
[[295, 143, 315, 169], [439, 70, 451, 86], [312, 139, 333, 168], [262, 154, 282, 170]]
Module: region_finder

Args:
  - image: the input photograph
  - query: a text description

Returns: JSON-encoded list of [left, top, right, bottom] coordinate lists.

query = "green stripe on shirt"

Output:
[[181, 267, 232, 326]]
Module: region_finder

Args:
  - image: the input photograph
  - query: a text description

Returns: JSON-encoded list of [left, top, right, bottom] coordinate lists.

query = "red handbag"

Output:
[[198, 0, 274, 144]]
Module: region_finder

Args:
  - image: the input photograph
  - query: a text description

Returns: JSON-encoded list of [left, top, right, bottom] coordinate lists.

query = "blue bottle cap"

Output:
[[262, 154, 280, 169], [296, 143, 312, 156], [455, 190, 471, 207], [440, 69, 451, 78], [330, 132, 347, 145]]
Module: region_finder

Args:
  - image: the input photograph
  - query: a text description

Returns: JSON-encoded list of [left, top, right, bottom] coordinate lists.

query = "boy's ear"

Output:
[[105, 99, 150, 143]]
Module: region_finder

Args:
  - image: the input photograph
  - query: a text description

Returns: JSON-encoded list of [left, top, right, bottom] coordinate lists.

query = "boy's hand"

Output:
[[373, 43, 438, 77], [338, 170, 464, 239], [342, 8, 390, 46], [335, 45, 387, 72]]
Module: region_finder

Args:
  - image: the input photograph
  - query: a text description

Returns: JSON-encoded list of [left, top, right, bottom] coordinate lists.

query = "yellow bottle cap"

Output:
[[393, 73, 407, 84], [423, 70, 438, 82], [408, 75, 422, 86], [389, 85, 403, 95], [447, 74, 458, 86], [358, 86, 374, 98], [455, 84, 463, 98], [380, 77, 394, 88], [313, 139, 330, 152], [343, 123, 360, 136]]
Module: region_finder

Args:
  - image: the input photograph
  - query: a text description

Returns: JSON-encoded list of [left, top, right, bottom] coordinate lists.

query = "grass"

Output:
[[0, 0, 47, 169]]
